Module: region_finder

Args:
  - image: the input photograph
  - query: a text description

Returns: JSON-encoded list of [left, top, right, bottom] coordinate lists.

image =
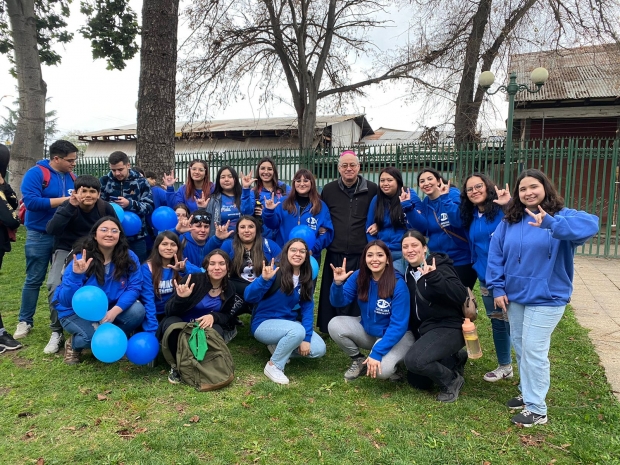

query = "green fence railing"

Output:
[[74, 137, 620, 258]]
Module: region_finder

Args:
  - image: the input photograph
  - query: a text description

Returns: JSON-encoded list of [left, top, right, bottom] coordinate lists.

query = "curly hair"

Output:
[[504, 169, 564, 224], [459, 173, 502, 229], [279, 239, 313, 301]]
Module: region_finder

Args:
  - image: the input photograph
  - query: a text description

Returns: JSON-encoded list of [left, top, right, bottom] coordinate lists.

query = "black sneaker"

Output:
[[168, 366, 181, 384], [506, 394, 525, 409], [437, 373, 465, 403], [0, 332, 23, 354], [511, 409, 547, 427]]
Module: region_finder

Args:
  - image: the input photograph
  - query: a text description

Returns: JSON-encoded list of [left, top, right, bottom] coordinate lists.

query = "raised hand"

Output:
[[526, 206, 547, 227], [399, 187, 411, 203], [69, 190, 82, 207], [196, 193, 210, 209], [176, 214, 192, 234], [254, 203, 263, 217], [366, 223, 378, 236], [167, 255, 188, 272], [264, 192, 280, 210], [418, 256, 436, 276], [173, 275, 195, 298], [439, 180, 451, 195], [330, 258, 354, 285], [215, 220, 234, 240], [163, 170, 177, 187], [72, 249, 93, 274], [261, 258, 279, 280], [493, 183, 511, 206], [240, 170, 257, 189]]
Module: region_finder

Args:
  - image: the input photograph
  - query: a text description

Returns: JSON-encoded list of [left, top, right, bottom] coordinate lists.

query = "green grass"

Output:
[[1, 232, 619, 464]]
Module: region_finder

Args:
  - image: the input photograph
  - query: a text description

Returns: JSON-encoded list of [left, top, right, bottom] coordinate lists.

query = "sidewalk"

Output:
[[571, 256, 620, 401]]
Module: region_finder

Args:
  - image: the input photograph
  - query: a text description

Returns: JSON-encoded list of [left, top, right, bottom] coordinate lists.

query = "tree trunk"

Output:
[[6, 0, 47, 197], [297, 73, 319, 170], [135, 0, 179, 178]]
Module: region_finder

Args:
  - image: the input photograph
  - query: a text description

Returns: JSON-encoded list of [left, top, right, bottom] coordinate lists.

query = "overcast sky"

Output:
[[0, 1, 504, 141]]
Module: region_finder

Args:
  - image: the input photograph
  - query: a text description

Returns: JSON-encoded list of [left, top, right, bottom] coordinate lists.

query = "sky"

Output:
[[0, 1, 504, 141]]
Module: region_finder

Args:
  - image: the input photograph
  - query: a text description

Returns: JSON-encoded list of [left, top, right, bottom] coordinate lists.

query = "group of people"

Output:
[[0, 141, 599, 428]]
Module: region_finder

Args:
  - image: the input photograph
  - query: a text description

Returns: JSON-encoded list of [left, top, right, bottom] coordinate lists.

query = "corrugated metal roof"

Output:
[[360, 127, 455, 145], [508, 44, 620, 102]]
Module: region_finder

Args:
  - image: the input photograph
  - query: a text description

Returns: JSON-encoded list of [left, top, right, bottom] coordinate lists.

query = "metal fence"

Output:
[[75, 137, 620, 258]]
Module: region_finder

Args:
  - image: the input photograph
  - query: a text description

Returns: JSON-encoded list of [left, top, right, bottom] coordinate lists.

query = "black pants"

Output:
[[317, 251, 361, 333], [405, 327, 465, 389], [454, 263, 477, 290], [158, 315, 224, 363]]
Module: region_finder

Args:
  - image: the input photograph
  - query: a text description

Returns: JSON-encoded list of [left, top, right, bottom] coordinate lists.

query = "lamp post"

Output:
[[479, 67, 549, 185]]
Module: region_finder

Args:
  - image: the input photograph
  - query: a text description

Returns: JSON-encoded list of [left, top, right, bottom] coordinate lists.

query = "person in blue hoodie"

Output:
[[365, 167, 417, 274], [329, 240, 413, 381], [163, 159, 215, 213], [252, 157, 291, 240], [459, 173, 513, 383], [405, 167, 476, 289], [487, 168, 599, 427], [53, 216, 147, 365], [177, 209, 232, 266], [15, 140, 78, 345], [263, 168, 334, 257], [244, 239, 326, 385]]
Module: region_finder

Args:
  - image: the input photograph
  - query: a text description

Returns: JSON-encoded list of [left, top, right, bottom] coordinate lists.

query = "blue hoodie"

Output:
[[179, 232, 223, 268], [467, 209, 504, 283], [330, 270, 410, 361], [486, 208, 599, 306], [53, 251, 144, 322], [366, 188, 419, 252], [255, 183, 291, 240], [220, 237, 281, 263], [166, 183, 215, 213], [262, 200, 334, 256], [245, 274, 314, 343], [406, 187, 471, 266], [21, 160, 75, 233]]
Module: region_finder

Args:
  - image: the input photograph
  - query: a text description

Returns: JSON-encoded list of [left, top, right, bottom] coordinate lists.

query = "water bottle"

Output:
[[462, 318, 482, 359]]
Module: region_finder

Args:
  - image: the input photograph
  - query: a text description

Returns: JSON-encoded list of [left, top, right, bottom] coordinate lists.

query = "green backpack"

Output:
[[161, 322, 235, 391]]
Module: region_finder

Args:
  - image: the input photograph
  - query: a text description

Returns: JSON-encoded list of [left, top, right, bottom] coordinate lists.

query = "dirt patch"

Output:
[[5, 352, 33, 368], [0, 387, 11, 396]]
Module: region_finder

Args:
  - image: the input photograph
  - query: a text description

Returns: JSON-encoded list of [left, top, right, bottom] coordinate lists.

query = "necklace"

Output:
[[210, 285, 221, 291]]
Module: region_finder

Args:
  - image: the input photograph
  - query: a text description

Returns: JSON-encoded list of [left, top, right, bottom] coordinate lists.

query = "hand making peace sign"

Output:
[[526, 206, 547, 227]]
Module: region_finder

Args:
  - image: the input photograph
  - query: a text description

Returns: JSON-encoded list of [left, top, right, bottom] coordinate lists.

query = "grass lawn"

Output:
[[1, 232, 619, 465]]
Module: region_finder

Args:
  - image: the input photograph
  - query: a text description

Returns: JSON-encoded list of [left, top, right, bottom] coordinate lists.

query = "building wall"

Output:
[[522, 117, 619, 139]]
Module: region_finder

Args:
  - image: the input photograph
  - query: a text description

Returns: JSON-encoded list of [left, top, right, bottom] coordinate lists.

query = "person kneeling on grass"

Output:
[[329, 240, 413, 381], [53, 217, 146, 365], [244, 239, 326, 385]]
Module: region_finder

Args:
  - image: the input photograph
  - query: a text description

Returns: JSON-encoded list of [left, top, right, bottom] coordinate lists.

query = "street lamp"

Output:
[[479, 67, 549, 184]]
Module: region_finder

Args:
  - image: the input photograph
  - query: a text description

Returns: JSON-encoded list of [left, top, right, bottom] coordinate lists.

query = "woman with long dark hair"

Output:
[[459, 173, 513, 383], [53, 216, 147, 365], [487, 169, 599, 426], [253, 157, 291, 239], [205, 165, 254, 236], [329, 240, 413, 381], [164, 159, 214, 212], [244, 239, 326, 385], [263, 169, 333, 256]]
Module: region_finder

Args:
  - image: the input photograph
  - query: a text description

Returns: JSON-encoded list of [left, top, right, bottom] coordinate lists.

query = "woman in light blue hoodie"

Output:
[[487, 169, 599, 427]]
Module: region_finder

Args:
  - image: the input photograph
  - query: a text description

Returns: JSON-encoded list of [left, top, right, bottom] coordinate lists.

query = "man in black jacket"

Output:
[[317, 151, 378, 333]]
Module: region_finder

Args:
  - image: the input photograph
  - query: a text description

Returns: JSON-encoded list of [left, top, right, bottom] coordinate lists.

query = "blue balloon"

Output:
[[151, 206, 178, 231], [72, 286, 108, 322], [111, 202, 125, 222], [310, 256, 320, 280], [91, 323, 128, 363], [122, 211, 142, 236], [126, 332, 159, 365], [288, 225, 316, 251]]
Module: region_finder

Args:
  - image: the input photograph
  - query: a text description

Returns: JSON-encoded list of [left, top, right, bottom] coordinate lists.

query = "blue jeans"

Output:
[[480, 284, 512, 366], [60, 301, 146, 351], [253, 319, 326, 371], [507, 303, 565, 415], [391, 250, 406, 275], [18, 230, 55, 326]]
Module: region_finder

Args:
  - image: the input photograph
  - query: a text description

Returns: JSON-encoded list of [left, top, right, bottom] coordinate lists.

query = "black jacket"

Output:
[[321, 175, 378, 255], [404, 252, 467, 337], [164, 273, 243, 331], [0, 182, 19, 253]]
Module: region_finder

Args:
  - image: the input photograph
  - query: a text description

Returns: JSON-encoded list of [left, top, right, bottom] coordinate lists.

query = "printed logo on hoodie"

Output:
[[439, 212, 450, 227], [375, 299, 391, 315], [306, 217, 318, 230]]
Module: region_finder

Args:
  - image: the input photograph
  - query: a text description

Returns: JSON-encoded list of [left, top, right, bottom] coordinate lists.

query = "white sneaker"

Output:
[[43, 332, 64, 354], [14, 322, 32, 339], [483, 365, 514, 382], [264, 361, 289, 385]]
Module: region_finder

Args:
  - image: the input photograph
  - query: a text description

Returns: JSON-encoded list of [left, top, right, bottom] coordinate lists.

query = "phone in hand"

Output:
[[109, 196, 119, 201]]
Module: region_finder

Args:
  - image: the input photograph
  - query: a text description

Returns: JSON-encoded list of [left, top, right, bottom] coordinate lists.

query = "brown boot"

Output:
[[64, 336, 81, 365]]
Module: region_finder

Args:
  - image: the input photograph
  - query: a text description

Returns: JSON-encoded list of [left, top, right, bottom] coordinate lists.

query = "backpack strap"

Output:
[[432, 209, 468, 243], [38, 165, 51, 189], [263, 238, 272, 255], [161, 321, 190, 367], [263, 270, 282, 299]]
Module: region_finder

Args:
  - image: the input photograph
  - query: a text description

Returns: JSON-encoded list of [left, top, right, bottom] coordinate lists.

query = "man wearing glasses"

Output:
[[317, 150, 378, 333], [14, 140, 78, 347]]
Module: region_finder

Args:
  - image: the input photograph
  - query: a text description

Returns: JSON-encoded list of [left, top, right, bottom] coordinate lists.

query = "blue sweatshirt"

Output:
[[245, 275, 314, 343], [151, 185, 168, 209], [21, 160, 75, 233], [486, 208, 599, 306], [255, 183, 291, 240], [467, 209, 504, 284], [54, 251, 144, 322], [180, 232, 223, 268], [330, 270, 410, 361], [366, 189, 419, 252], [262, 200, 334, 256], [406, 187, 471, 266], [166, 183, 215, 213], [220, 237, 282, 263]]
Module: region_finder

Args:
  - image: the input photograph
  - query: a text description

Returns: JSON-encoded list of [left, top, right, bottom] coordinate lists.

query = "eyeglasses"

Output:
[[98, 227, 120, 234], [466, 183, 485, 193], [191, 214, 212, 223], [289, 247, 307, 254], [64, 158, 77, 164], [339, 163, 359, 169]]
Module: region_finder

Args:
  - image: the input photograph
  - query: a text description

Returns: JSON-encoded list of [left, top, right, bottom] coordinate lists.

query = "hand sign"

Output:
[[196, 193, 210, 209], [72, 249, 93, 274], [330, 258, 354, 284], [399, 187, 411, 203], [418, 256, 436, 276], [167, 255, 187, 272], [493, 183, 511, 206], [240, 170, 257, 189], [173, 275, 195, 298], [163, 170, 177, 187], [265, 192, 280, 210], [526, 206, 547, 227], [439, 180, 451, 195], [177, 214, 192, 234], [215, 220, 234, 240], [262, 258, 279, 280]]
